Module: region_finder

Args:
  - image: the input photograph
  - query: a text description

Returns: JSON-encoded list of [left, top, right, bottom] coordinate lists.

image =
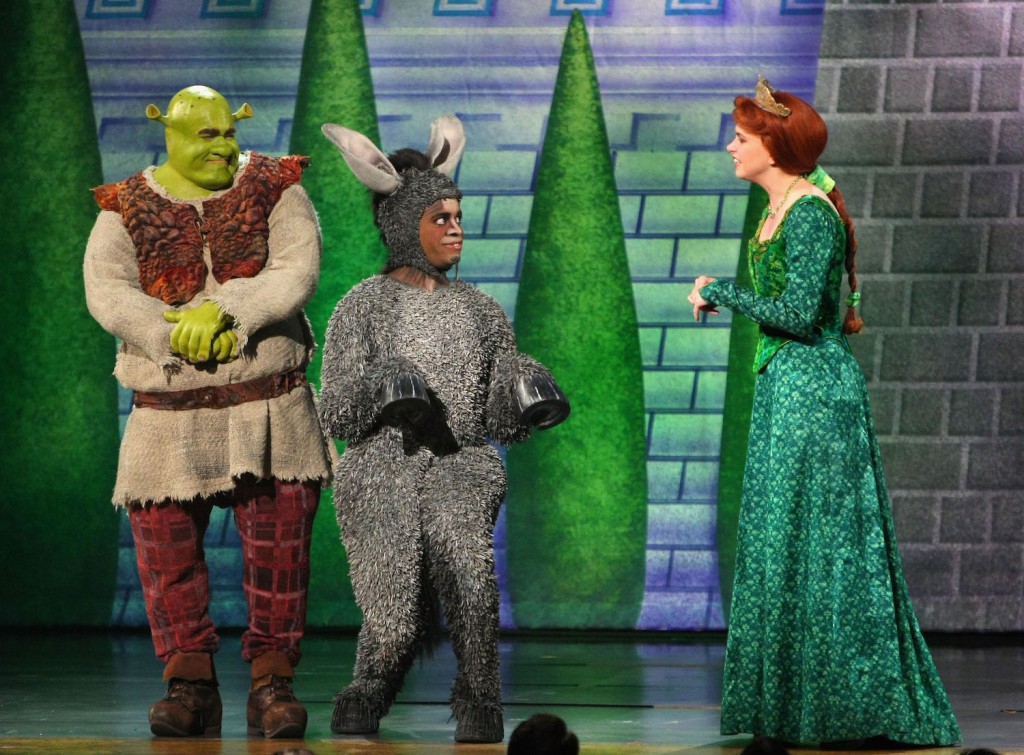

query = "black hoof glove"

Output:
[[514, 373, 570, 430], [379, 372, 431, 427]]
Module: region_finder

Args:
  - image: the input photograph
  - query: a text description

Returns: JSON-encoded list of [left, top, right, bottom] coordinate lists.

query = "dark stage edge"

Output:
[[0, 630, 1020, 754]]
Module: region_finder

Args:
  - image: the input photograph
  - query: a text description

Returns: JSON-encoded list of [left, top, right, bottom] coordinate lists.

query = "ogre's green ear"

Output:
[[145, 103, 168, 126], [233, 103, 254, 122]]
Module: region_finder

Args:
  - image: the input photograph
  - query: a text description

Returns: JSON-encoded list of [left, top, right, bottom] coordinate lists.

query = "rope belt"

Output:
[[133, 368, 307, 411]]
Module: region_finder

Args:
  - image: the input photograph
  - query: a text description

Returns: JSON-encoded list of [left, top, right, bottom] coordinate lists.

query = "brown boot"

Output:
[[247, 651, 307, 738], [149, 652, 222, 737]]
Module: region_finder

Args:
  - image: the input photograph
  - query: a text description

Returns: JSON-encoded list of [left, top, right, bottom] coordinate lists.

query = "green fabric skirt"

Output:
[[720, 338, 961, 745]]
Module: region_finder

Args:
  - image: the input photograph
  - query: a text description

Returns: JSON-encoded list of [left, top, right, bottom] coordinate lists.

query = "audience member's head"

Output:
[[959, 749, 1001, 755], [507, 713, 579, 755], [740, 736, 792, 755]]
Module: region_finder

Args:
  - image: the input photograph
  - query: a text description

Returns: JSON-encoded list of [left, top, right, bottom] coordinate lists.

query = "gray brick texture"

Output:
[[920, 172, 965, 219], [885, 67, 929, 114], [931, 67, 974, 113], [903, 120, 994, 166], [817, 0, 1024, 631], [979, 64, 1022, 112], [914, 7, 1005, 58]]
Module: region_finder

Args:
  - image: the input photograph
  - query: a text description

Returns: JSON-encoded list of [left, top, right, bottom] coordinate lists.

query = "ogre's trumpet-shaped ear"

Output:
[[232, 103, 254, 122], [321, 123, 402, 195], [145, 104, 168, 126], [425, 115, 465, 177]]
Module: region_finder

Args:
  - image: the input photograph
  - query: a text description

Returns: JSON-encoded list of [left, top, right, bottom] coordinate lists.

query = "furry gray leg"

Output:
[[421, 446, 506, 743], [331, 686, 381, 735], [331, 442, 429, 734]]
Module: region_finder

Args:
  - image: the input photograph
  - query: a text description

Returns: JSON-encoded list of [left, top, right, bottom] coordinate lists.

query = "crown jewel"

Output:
[[754, 74, 791, 117]]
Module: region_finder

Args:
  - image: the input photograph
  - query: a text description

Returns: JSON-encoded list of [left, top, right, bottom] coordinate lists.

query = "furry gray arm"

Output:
[[483, 299, 556, 445], [318, 287, 425, 442]]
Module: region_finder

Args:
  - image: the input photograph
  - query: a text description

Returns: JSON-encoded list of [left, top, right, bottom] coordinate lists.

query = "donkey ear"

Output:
[[321, 123, 401, 195], [425, 115, 466, 177]]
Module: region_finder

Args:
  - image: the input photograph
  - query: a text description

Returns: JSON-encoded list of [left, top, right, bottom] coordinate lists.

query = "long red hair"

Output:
[[733, 92, 863, 334]]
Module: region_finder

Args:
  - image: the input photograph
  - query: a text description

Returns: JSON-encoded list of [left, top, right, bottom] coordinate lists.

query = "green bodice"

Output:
[[703, 195, 847, 371]]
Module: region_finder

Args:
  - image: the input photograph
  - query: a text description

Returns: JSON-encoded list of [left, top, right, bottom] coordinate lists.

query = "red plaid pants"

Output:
[[129, 476, 320, 666]]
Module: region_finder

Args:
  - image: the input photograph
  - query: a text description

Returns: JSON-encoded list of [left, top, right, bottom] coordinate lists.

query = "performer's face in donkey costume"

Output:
[[322, 116, 466, 283], [419, 197, 464, 273]]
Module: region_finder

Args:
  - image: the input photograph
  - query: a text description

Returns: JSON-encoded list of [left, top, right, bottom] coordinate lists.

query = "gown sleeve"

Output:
[[699, 200, 838, 339]]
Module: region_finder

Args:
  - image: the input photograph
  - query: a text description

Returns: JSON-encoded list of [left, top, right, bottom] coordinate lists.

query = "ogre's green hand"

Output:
[[212, 329, 239, 363], [164, 301, 233, 363]]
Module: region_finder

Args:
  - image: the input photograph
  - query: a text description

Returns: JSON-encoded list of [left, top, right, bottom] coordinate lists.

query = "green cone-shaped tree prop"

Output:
[[505, 10, 648, 628], [715, 184, 765, 620], [0, 0, 120, 625], [290, 0, 386, 626]]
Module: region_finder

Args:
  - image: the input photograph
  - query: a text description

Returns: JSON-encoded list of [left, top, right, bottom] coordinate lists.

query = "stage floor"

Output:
[[0, 631, 1020, 754]]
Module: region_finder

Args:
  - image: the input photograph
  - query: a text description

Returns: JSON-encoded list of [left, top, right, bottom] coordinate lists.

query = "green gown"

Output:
[[701, 196, 961, 745]]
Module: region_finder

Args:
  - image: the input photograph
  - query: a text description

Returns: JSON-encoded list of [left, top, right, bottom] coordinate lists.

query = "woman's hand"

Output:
[[688, 275, 719, 321]]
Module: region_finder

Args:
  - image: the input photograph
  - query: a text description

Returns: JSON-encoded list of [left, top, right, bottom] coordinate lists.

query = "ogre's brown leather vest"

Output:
[[92, 153, 308, 305]]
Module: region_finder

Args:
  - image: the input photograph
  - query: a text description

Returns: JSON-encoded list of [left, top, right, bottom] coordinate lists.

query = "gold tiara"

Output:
[[754, 74, 791, 117]]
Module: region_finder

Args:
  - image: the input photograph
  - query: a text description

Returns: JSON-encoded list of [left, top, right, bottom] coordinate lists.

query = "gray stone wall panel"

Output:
[[878, 439, 964, 488], [997, 120, 1024, 164], [822, 118, 900, 166], [892, 225, 982, 274], [989, 224, 1024, 273], [959, 546, 1024, 596], [839, 66, 883, 113], [881, 332, 972, 381], [885, 67, 929, 114], [968, 171, 1015, 218], [900, 388, 946, 436], [850, 332, 880, 379], [992, 493, 1024, 542], [914, 6, 1006, 58], [912, 597, 985, 630], [1011, 7, 1024, 57], [920, 172, 965, 219], [817, 0, 1024, 631], [902, 120, 994, 166], [821, 9, 912, 59], [931, 66, 974, 113], [957, 280, 1002, 327], [979, 63, 1023, 112], [999, 388, 1024, 435], [852, 223, 890, 273], [949, 388, 996, 436], [873, 173, 918, 217], [831, 170, 869, 217], [869, 385, 898, 434], [899, 545, 958, 596], [978, 333, 1024, 381], [940, 495, 990, 544], [1008, 280, 1024, 325], [861, 279, 907, 327], [967, 440, 1024, 489], [892, 494, 941, 544]]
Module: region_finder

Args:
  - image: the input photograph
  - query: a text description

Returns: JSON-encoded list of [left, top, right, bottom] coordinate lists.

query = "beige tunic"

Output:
[[83, 158, 332, 506]]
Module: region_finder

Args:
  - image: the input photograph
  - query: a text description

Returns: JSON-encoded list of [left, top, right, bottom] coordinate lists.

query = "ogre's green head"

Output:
[[148, 85, 253, 197]]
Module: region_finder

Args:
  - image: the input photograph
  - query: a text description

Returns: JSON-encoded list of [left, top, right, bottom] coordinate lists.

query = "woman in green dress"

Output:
[[687, 79, 961, 747]]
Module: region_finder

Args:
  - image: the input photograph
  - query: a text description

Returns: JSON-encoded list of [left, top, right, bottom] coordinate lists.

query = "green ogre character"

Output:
[[83, 85, 332, 739]]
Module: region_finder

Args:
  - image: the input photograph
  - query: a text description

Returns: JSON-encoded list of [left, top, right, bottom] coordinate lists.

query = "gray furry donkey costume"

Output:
[[318, 116, 569, 744]]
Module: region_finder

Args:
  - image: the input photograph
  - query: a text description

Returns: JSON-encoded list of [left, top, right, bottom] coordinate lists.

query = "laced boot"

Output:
[[149, 652, 222, 737], [247, 651, 307, 738]]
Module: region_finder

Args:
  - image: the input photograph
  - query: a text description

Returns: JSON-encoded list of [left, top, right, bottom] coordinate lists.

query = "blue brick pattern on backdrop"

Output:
[[76, 0, 825, 631]]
